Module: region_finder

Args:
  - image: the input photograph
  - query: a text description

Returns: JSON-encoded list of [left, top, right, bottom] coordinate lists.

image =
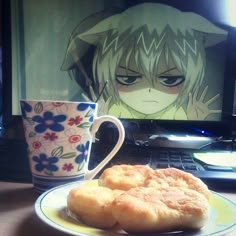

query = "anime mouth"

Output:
[[143, 100, 159, 103]]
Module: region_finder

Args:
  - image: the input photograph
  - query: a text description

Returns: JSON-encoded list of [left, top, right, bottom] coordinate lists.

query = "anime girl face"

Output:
[[62, 3, 227, 119], [116, 50, 185, 114]]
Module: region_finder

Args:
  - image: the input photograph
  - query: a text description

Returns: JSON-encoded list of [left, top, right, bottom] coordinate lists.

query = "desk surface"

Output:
[[0, 181, 236, 236]]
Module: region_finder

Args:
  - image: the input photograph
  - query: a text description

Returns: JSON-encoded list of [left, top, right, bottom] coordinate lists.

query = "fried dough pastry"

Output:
[[67, 165, 210, 233], [98, 164, 153, 190], [145, 168, 210, 199], [67, 185, 123, 228], [112, 186, 210, 233]]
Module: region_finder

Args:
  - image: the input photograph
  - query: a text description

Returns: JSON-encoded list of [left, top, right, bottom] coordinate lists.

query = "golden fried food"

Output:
[[145, 168, 210, 199], [98, 164, 153, 190], [112, 186, 210, 233], [67, 185, 123, 228], [67, 165, 210, 233]]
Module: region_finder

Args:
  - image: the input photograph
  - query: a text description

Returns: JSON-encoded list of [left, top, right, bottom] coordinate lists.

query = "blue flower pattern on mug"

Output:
[[77, 103, 96, 111], [32, 111, 66, 133], [77, 103, 96, 122], [20, 101, 96, 176], [33, 153, 59, 174], [75, 141, 90, 165]]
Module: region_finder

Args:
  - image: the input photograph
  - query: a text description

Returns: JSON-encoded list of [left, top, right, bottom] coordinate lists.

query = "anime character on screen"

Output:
[[61, 3, 227, 120]]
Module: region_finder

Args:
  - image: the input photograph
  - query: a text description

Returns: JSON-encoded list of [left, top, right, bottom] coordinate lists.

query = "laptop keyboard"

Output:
[[90, 144, 235, 174], [90, 144, 236, 189], [150, 150, 201, 171], [90, 144, 202, 170]]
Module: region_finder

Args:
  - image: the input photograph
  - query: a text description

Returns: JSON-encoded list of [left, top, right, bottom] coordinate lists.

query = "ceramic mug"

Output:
[[20, 100, 125, 193]]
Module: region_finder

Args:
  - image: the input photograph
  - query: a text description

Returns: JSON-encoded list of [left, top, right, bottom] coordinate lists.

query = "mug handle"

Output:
[[84, 115, 125, 180]]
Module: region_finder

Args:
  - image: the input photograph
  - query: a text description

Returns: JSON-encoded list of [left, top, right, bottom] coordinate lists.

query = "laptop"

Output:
[[90, 135, 236, 190]]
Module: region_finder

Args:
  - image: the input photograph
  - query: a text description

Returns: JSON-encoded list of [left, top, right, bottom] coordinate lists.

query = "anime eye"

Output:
[[116, 75, 142, 85], [158, 75, 185, 87]]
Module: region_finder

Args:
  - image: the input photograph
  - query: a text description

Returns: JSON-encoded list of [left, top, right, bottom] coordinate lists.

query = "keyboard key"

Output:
[[170, 157, 181, 162], [159, 157, 169, 162], [169, 163, 184, 169], [181, 158, 195, 163], [157, 163, 169, 168], [184, 165, 198, 171]]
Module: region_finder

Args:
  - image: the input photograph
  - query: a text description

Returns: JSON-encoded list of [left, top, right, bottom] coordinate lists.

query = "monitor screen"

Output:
[[60, 0, 236, 140], [61, 1, 235, 120], [2, 0, 236, 141], [64, 1, 229, 122]]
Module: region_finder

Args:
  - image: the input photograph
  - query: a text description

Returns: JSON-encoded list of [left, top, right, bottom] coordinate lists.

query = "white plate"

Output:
[[35, 180, 236, 236]]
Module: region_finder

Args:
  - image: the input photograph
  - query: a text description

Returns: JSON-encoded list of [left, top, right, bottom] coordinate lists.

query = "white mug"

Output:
[[20, 100, 125, 193]]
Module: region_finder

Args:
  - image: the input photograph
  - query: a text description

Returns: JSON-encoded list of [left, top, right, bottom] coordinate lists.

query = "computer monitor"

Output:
[[1, 0, 236, 144], [60, 0, 236, 144]]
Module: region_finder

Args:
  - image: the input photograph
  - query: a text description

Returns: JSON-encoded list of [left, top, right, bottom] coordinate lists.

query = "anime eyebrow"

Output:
[[118, 66, 181, 78], [118, 66, 178, 76], [159, 67, 178, 75], [118, 65, 142, 75]]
